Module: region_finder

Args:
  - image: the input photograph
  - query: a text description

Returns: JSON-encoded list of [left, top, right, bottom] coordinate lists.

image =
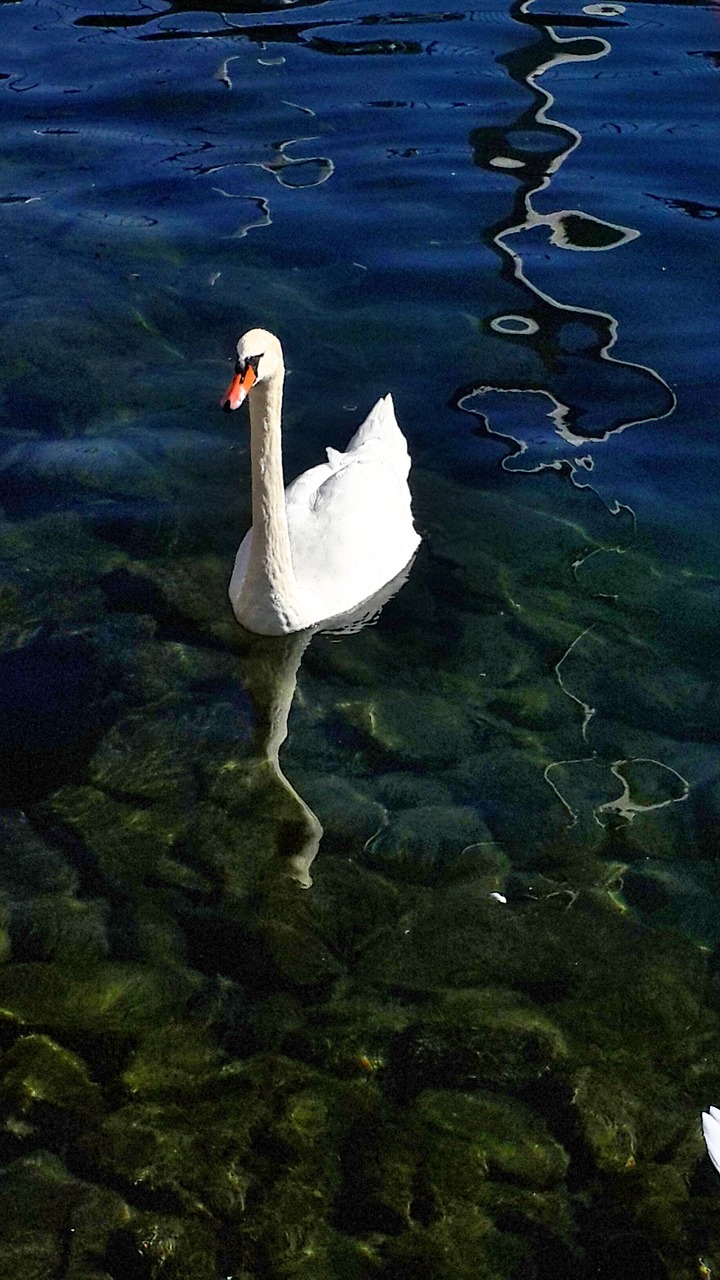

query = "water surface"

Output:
[[1, 0, 720, 1275]]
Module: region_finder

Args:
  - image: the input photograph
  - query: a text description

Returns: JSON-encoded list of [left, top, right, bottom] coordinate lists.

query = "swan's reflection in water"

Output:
[[235, 628, 320, 889], [234, 558, 416, 890]]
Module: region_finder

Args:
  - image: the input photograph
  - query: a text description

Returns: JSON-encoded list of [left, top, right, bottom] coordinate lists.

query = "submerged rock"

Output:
[[0, 1151, 129, 1279], [366, 804, 497, 885], [389, 988, 567, 1097], [372, 771, 455, 810], [0, 963, 200, 1036], [294, 773, 387, 851], [93, 1053, 350, 1274], [9, 893, 110, 966], [88, 710, 198, 805], [336, 689, 475, 768], [415, 1089, 569, 1189], [0, 810, 77, 899], [129, 1211, 219, 1280], [0, 1033, 103, 1124], [310, 857, 402, 963]]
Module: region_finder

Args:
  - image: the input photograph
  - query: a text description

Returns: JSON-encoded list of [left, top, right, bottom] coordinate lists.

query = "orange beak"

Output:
[[221, 363, 256, 412]]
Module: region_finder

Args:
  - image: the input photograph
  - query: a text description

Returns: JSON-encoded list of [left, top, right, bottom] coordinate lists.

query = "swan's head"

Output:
[[221, 328, 283, 412]]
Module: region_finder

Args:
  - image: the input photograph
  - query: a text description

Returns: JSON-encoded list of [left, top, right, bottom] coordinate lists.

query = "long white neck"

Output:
[[239, 360, 303, 633]]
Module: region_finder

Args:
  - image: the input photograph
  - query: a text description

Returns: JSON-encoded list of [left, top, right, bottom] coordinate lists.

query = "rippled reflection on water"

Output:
[[1, 0, 720, 1275]]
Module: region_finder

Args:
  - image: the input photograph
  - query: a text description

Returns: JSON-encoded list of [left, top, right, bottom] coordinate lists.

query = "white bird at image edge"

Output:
[[221, 328, 420, 636], [702, 1107, 720, 1175]]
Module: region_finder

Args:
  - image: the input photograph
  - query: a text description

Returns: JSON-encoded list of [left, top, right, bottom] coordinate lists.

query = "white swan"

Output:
[[221, 328, 420, 636], [702, 1107, 720, 1175]]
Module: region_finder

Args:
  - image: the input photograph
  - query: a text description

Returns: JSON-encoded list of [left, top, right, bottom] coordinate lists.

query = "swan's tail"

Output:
[[343, 394, 412, 480]]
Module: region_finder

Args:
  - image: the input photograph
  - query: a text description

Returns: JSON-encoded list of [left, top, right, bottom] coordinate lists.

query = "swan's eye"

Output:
[[235, 354, 262, 376]]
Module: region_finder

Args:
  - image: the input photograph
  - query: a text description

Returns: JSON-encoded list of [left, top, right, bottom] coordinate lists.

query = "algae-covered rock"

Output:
[[48, 785, 191, 962], [0, 893, 9, 969], [95, 1093, 253, 1218], [88, 711, 198, 804], [694, 771, 720, 860], [310, 858, 401, 962], [372, 771, 455, 810], [336, 689, 475, 768], [366, 804, 495, 884], [381, 1206, 522, 1280], [355, 880, 520, 991], [553, 918, 712, 1060], [618, 1162, 690, 1244], [0, 627, 119, 806], [572, 1063, 641, 1174], [285, 995, 412, 1078], [122, 1021, 224, 1100], [416, 1090, 569, 1189], [622, 858, 720, 949], [9, 893, 109, 966], [451, 747, 607, 864], [612, 802, 694, 864], [485, 681, 555, 730], [0, 509, 119, 592], [0, 963, 199, 1036], [258, 918, 344, 989], [2, 341, 107, 434], [130, 1211, 220, 1280], [175, 800, 260, 898], [352, 920, 435, 991], [0, 1151, 130, 1280], [130, 555, 239, 647], [571, 1047, 701, 1182], [95, 1052, 346, 1258], [0, 1034, 102, 1122], [342, 1110, 418, 1234], [294, 773, 387, 851], [42, 783, 189, 962], [0, 809, 77, 899], [389, 988, 567, 1095], [482, 1181, 576, 1253]]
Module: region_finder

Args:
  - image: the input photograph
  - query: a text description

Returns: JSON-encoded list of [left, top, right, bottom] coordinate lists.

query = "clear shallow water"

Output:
[[1, 0, 720, 1275]]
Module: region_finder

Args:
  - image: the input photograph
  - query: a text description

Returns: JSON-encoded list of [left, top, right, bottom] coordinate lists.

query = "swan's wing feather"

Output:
[[284, 460, 336, 507], [703, 1108, 720, 1175], [285, 398, 412, 513], [286, 452, 419, 612], [343, 394, 412, 481]]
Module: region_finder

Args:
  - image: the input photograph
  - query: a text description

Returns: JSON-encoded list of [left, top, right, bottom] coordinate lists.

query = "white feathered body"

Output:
[[230, 393, 420, 634], [703, 1106, 720, 1176]]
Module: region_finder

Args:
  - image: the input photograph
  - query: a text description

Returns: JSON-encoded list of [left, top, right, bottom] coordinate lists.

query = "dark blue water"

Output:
[[1, 0, 720, 1274]]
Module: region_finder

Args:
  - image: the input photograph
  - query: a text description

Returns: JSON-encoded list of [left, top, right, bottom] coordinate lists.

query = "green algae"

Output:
[[0, 895, 9, 968], [87, 713, 198, 805], [415, 1089, 569, 1189], [10, 893, 110, 966], [308, 859, 402, 963], [130, 1212, 220, 1280], [336, 689, 476, 768], [381, 1209, 524, 1280], [366, 804, 496, 884], [51, 784, 193, 885], [389, 988, 568, 1095], [0, 964, 200, 1036], [292, 774, 387, 852], [0, 1033, 102, 1122], [0, 1151, 130, 1280], [93, 1054, 353, 1272]]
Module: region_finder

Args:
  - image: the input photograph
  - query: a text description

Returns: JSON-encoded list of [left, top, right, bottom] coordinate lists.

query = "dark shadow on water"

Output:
[[0, 629, 119, 805]]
